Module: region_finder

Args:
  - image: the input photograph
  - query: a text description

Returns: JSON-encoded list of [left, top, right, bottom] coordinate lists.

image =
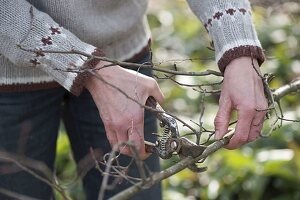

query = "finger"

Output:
[[105, 127, 118, 149], [226, 108, 255, 149], [128, 125, 147, 159], [214, 95, 232, 140], [116, 130, 130, 155], [149, 81, 164, 104], [248, 122, 263, 142], [248, 85, 268, 141], [248, 109, 266, 142]]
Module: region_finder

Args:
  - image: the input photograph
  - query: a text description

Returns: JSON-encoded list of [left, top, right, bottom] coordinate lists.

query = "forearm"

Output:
[[0, 0, 98, 95], [186, 0, 265, 72]]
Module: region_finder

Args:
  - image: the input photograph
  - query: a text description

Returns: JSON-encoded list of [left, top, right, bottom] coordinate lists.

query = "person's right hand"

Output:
[[85, 61, 164, 160]]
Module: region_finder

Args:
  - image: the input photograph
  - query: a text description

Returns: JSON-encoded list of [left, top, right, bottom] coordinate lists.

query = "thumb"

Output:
[[149, 81, 164, 104], [214, 96, 232, 140]]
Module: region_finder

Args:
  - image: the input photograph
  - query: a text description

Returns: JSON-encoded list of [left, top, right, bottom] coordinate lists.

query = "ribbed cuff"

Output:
[[218, 45, 265, 73], [71, 48, 105, 96]]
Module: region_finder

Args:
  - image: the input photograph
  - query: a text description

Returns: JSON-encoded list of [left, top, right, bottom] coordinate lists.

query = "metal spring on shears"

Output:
[[160, 126, 170, 152]]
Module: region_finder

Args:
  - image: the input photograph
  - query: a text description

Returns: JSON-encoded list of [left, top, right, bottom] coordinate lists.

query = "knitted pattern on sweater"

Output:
[[0, 0, 264, 95]]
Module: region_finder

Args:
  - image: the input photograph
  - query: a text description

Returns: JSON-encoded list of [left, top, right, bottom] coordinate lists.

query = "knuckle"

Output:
[[112, 117, 131, 130], [114, 121, 126, 130], [214, 117, 222, 127], [248, 135, 257, 142], [257, 99, 268, 111], [105, 121, 114, 129], [241, 104, 257, 115], [233, 133, 248, 144], [238, 136, 248, 144], [249, 131, 260, 142], [147, 78, 158, 91], [261, 102, 269, 112], [120, 147, 131, 156], [106, 135, 116, 146], [214, 114, 228, 127]]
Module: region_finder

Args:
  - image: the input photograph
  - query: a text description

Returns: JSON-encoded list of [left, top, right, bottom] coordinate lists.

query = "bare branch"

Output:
[[19, 6, 34, 45], [17, 45, 222, 77], [0, 187, 41, 200], [0, 151, 71, 200], [273, 78, 300, 101], [109, 132, 234, 200]]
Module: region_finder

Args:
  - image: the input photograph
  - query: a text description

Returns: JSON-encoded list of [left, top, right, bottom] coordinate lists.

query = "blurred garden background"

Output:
[[55, 1, 300, 199]]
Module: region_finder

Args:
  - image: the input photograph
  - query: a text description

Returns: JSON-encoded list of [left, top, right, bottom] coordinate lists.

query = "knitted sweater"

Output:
[[0, 0, 264, 96]]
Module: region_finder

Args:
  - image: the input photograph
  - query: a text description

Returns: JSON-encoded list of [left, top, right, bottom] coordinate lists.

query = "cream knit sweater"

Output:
[[0, 0, 264, 95]]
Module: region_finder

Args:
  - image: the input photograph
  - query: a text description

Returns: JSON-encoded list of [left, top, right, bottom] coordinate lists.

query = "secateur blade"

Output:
[[175, 137, 207, 172]]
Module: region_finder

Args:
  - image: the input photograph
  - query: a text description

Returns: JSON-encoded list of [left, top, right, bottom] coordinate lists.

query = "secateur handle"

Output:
[[146, 96, 169, 126], [144, 97, 180, 158]]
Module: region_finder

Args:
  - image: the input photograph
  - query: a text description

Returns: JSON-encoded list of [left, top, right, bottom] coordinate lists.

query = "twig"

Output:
[[87, 69, 199, 135], [109, 132, 234, 200], [19, 6, 34, 45], [196, 93, 205, 145], [273, 78, 300, 101], [0, 151, 71, 200], [0, 187, 41, 200], [17, 46, 222, 77], [98, 146, 118, 200], [129, 143, 147, 184]]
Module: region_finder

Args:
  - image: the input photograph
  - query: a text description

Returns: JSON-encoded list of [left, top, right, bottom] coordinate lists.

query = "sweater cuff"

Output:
[[18, 16, 103, 96], [218, 45, 265, 73], [71, 48, 105, 96], [187, 0, 265, 73]]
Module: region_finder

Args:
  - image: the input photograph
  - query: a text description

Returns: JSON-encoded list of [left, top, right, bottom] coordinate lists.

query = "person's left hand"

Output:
[[214, 56, 268, 149]]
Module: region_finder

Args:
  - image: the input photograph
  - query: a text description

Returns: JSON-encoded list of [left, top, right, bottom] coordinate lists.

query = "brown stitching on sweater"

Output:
[[204, 8, 250, 30], [35, 48, 45, 57], [239, 8, 247, 15], [83, 48, 105, 69], [204, 18, 213, 32], [217, 45, 265, 73], [213, 12, 223, 20], [41, 36, 53, 46], [70, 48, 106, 96], [207, 18, 212, 26], [29, 58, 40, 66], [226, 8, 236, 15], [50, 27, 61, 35], [204, 24, 208, 32]]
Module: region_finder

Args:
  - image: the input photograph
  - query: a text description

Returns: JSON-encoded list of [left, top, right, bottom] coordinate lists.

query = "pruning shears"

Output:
[[144, 97, 207, 172]]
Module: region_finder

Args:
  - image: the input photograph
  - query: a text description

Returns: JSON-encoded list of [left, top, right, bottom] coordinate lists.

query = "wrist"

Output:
[[84, 49, 106, 91], [223, 56, 260, 78]]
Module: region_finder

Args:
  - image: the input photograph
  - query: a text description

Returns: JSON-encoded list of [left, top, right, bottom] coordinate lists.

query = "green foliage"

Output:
[[55, 130, 85, 200]]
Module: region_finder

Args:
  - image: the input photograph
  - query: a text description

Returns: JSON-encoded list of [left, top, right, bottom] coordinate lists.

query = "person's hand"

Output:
[[85, 61, 164, 159], [214, 56, 268, 149]]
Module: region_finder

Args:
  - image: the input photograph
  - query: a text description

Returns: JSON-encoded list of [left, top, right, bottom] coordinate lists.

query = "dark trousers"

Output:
[[0, 53, 161, 200]]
